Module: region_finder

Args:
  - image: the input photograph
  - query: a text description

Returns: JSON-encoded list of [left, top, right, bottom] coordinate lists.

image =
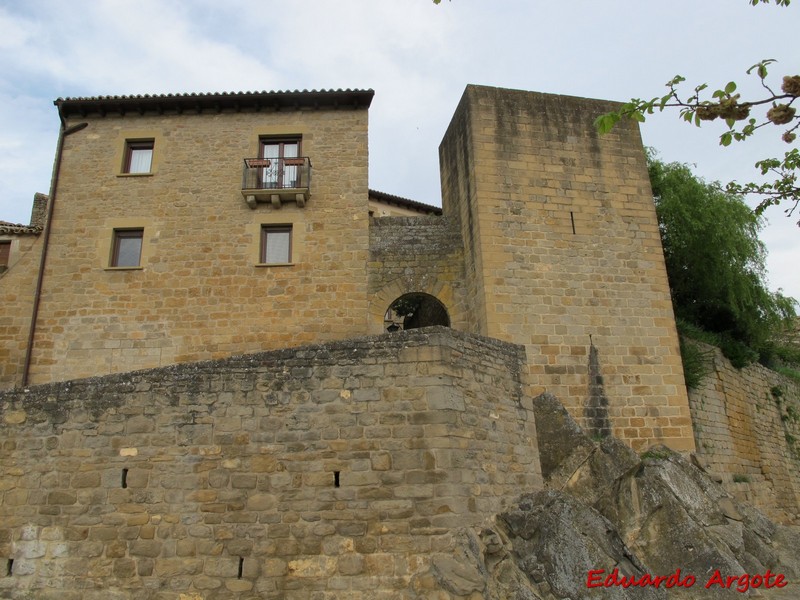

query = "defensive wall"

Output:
[[687, 341, 800, 522], [0, 327, 542, 600], [0, 85, 695, 454], [438, 85, 692, 452]]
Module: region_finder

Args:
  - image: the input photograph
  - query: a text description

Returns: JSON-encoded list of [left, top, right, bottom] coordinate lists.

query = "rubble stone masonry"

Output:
[[687, 341, 800, 522], [0, 328, 542, 599]]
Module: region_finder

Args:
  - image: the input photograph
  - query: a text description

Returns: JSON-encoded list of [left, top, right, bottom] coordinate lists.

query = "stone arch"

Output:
[[384, 293, 450, 332], [368, 280, 456, 335]]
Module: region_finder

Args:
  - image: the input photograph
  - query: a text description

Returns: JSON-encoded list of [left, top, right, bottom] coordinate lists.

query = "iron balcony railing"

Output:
[[242, 156, 312, 192]]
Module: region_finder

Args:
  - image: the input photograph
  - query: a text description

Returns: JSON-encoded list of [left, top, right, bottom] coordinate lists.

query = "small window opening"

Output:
[[121, 468, 129, 489], [7, 559, 13, 576], [333, 471, 340, 488], [385, 293, 450, 332], [238, 557, 244, 579], [124, 140, 154, 174], [0, 241, 10, 269], [260, 225, 292, 264], [111, 229, 143, 268]]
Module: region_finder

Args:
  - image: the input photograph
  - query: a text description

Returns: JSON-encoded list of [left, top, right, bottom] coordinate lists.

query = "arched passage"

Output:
[[384, 293, 450, 332]]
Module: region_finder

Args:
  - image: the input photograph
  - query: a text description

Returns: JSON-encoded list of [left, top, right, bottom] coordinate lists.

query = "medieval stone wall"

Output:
[[0, 328, 542, 599], [687, 341, 800, 522], [439, 85, 693, 452], [368, 215, 467, 333]]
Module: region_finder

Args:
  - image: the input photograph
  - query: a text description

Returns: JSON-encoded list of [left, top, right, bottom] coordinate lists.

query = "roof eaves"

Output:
[[55, 89, 375, 120], [369, 189, 443, 215], [0, 223, 42, 235]]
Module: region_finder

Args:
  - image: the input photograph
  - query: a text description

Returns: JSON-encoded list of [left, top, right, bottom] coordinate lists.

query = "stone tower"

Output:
[[439, 85, 693, 451]]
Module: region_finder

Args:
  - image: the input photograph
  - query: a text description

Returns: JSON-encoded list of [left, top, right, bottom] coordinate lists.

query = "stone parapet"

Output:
[[0, 327, 542, 599]]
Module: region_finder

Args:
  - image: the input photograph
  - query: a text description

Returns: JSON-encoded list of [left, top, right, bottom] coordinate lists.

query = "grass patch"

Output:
[[732, 474, 750, 483], [774, 365, 800, 384], [641, 448, 671, 461], [679, 337, 711, 389]]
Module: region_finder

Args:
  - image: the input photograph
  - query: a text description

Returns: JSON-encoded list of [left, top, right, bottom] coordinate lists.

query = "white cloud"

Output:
[[0, 0, 796, 298]]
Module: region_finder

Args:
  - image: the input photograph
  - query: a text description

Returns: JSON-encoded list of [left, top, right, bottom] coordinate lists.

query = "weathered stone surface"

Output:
[[431, 554, 485, 595], [0, 329, 542, 599], [438, 407, 800, 600], [501, 490, 665, 599]]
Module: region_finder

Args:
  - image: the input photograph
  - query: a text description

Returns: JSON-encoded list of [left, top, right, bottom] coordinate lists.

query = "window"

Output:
[[0, 241, 9, 269], [111, 229, 143, 267], [261, 225, 292, 264], [260, 138, 301, 189], [124, 140, 154, 174]]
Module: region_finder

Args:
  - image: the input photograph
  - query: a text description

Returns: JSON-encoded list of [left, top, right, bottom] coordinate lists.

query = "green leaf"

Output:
[[594, 112, 621, 135], [721, 132, 733, 146], [725, 81, 737, 95]]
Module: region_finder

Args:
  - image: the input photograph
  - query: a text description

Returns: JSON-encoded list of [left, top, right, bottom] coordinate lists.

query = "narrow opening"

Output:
[[334, 471, 340, 488], [7, 558, 13, 576], [238, 557, 244, 579], [385, 293, 450, 332], [570, 211, 576, 235], [122, 468, 129, 489]]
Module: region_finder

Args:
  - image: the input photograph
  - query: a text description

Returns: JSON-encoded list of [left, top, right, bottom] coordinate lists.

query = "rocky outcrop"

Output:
[[423, 394, 800, 599]]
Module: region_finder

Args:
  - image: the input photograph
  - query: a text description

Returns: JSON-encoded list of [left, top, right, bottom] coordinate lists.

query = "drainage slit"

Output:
[[334, 471, 340, 488], [238, 557, 244, 579], [7, 558, 13, 576], [121, 468, 129, 489], [570, 211, 576, 235]]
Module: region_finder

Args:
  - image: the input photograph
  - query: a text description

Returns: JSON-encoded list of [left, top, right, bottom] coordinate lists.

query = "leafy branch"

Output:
[[596, 64, 800, 223]]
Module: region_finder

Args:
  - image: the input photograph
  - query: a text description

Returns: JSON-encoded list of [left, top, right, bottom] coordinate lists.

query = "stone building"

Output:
[[4, 84, 800, 600], [0, 84, 691, 451]]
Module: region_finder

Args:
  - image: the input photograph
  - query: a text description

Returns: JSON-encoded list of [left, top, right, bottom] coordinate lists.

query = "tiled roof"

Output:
[[55, 89, 375, 118], [368, 189, 443, 215], [0, 222, 42, 235]]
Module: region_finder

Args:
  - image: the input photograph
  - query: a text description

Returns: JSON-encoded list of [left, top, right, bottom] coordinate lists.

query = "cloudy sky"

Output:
[[0, 0, 797, 299]]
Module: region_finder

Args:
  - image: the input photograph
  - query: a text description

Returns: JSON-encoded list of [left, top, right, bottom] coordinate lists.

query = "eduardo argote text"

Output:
[[587, 568, 788, 593]]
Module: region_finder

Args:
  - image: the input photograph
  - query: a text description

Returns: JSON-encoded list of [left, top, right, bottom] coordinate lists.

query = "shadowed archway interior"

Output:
[[384, 293, 450, 332]]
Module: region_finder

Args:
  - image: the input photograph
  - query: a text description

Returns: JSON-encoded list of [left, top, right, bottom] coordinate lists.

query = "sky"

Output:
[[0, 0, 797, 300]]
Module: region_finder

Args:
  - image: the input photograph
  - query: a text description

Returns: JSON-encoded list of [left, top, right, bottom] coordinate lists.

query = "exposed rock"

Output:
[[431, 554, 486, 596], [432, 395, 800, 599], [500, 491, 665, 599]]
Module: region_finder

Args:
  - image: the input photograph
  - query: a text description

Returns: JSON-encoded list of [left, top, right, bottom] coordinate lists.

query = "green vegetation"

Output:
[[641, 448, 671, 461], [733, 474, 750, 483], [595, 1, 799, 224], [679, 337, 712, 390], [649, 153, 798, 372]]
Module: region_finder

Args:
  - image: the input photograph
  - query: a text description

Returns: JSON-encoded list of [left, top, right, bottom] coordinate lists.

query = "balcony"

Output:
[[241, 157, 311, 209]]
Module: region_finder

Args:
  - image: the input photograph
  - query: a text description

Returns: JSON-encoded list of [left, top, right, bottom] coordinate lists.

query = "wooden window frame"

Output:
[[260, 225, 293, 265], [0, 241, 10, 268], [123, 140, 154, 174], [260, 138, 302, 160], [259, 137, 302, 189], [111, 228, 144, 268]]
